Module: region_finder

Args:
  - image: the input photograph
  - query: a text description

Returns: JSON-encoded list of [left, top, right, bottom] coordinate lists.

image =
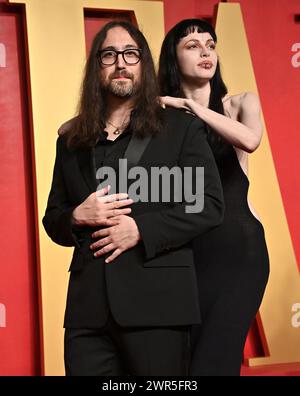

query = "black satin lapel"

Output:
[[124, 134, 152, 168], [77, 147, 97, 192], [77, 136, 151, 192]]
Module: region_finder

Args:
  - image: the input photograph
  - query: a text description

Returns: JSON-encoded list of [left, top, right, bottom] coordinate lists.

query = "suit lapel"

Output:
[[124, 133, 152, 168], [76, 133, 152, 192], [77, 147, 97, 192]]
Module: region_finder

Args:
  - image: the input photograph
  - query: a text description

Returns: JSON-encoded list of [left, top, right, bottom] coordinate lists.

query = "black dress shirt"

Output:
[[94, 127, 132, 192]]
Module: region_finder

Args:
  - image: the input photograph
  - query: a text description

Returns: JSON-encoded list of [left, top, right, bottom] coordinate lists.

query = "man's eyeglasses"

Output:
[[97, 48, 142, 66]]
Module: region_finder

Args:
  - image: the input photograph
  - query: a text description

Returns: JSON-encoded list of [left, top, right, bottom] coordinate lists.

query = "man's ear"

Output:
[[57, 116, 78, 135]]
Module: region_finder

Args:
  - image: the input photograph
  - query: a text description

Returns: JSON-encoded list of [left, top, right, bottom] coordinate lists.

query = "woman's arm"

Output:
[[161, 92, 263, 153]]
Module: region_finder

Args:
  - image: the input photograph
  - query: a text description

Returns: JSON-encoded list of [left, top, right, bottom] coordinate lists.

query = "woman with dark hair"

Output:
[[159, 19, 269, 376]]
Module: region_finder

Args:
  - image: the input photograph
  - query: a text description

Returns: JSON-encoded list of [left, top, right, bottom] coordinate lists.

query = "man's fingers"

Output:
[[93, 243, 115, 257], [118, 208, 132, 215], [94, 212, 121, 226], [107, 208, 131, 218], [92, 227, 110, 238], [101, 193, 129, 203], [96, 185, 111, 198], [90, 236, 111, 250], [105, 248, 122, 263], [91, 217, 119, 237], [107, 199, 134, 210], [99, 218, 119, 227]]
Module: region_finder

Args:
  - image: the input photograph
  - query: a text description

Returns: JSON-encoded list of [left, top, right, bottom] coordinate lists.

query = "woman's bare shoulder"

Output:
[[223, 92, 260, 110]]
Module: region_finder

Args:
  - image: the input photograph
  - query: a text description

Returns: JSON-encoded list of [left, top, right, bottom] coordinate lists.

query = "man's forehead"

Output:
[[102, 27, 138, 49]]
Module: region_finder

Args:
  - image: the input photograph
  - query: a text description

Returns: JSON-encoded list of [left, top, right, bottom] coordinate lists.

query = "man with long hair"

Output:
[[43, 21, 224, 376]]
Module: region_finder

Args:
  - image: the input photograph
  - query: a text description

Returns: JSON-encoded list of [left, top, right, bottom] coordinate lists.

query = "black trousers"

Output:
[[64, 312, 191, 376]]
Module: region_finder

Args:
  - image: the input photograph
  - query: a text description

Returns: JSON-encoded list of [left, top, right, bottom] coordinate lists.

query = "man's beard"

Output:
[[102, 71, 140, 98], [109, 79, 135, 97]]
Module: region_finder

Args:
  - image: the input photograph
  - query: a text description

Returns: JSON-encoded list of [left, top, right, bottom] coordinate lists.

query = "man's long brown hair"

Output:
[[65, 21, 163, 148]]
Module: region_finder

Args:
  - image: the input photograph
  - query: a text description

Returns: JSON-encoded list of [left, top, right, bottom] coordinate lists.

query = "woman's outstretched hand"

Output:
[[159, 96, 190, 111]]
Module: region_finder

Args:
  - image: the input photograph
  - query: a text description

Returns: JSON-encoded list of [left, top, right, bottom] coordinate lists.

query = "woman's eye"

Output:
[[208, 44, 216, 50], [187, 45, 197, 49]]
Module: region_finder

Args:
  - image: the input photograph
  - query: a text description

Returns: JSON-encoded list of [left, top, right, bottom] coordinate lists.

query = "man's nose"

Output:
[[116, 54, 126, 68]]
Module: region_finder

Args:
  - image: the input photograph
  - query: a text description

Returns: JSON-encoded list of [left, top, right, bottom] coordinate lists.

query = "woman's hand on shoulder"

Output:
[[159, 96, 190, 110]]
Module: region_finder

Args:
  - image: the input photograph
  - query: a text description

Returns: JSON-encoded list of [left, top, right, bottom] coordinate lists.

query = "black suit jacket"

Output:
[[43, 108, 224, 328]]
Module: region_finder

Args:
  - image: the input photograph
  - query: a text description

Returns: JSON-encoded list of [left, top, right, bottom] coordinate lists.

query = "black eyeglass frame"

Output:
[[97, 48, 143, 66]]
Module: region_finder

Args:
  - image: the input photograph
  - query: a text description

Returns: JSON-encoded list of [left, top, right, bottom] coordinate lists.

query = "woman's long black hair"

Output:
[[159, 19, 228, 149]]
